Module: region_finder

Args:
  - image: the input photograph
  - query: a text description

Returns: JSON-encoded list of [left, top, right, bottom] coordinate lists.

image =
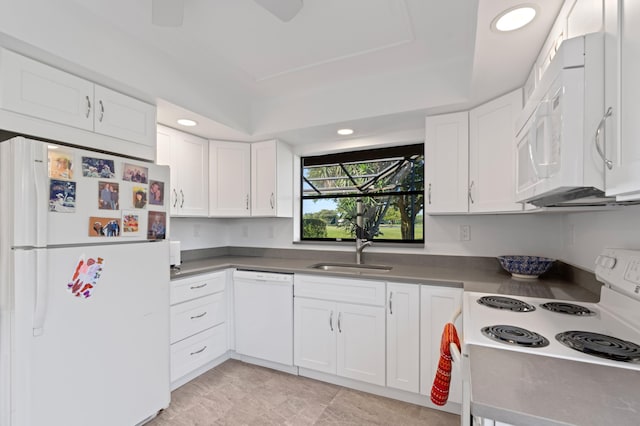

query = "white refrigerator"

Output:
[[0, 137, 171, 426]]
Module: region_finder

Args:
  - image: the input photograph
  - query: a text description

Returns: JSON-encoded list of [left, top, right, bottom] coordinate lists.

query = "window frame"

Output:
[[300, 143, 424, 244]]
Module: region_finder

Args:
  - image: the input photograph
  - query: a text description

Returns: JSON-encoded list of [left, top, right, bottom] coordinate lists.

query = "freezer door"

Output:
[[2, 137, 170, 247], [13, 241, 170, 426]]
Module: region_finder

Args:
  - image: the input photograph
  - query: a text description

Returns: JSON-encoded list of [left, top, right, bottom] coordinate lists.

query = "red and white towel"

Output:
[[430, 322, 461, 406]]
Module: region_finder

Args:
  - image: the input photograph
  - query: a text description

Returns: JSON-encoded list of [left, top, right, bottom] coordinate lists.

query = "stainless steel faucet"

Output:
[[355, 237, 372, 264], [354, 198, 372, 264]]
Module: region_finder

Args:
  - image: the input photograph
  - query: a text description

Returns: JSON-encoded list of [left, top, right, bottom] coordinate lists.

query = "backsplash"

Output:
[[171, 204, 640, 274]]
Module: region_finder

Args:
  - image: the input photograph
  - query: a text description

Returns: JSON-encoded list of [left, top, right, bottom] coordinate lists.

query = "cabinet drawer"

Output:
[[170, 293, 226, 343], [170, 323, 227, 382], [170, 271, 226, 305], [294, 274, 385, 306]]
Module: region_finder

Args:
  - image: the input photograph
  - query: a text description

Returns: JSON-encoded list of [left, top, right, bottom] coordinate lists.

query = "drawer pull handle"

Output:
[[98, 100, 105, 122], [389, 291, 393, 315], [190, 311, 207, 320], [190, 346, 207, 356], [337, 312, 342, 333], [190, 283, 208, 290], [329, 310, 334, 331]]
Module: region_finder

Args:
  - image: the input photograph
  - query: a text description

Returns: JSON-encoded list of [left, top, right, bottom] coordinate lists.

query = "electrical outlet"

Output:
[[268, 225, 275, 239], [242, 225, 249, 238], [193, 224, 200, 237], [460, 225, 471, 241]]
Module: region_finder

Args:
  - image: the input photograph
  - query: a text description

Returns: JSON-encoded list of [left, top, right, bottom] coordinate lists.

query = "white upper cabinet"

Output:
[[604, 0, 640, 200], [157, 125, 209, 217], [93, 85, 156, 148], [469, 89, 523, 213], [425, 112, 469, 213], [0, 48, 94, 131], [209, 141, 251, 217], [0, 48, 156, 159], [251, 139, 293, 217]]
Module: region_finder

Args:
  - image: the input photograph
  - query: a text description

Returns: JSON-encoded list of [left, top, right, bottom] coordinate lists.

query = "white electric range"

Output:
[[460, 248, 640, 426]]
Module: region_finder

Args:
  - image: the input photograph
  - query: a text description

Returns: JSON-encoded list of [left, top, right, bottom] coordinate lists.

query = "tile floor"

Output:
[[148, 360, 460, 425]]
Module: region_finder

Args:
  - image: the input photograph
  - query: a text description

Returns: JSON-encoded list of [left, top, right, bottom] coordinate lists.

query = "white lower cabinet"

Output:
[[420, 285, 463, 404], [386, 282, 420, 393], [170, 323, 227, 382], [294, 275, 386, 386], [169, 271, 228, 384]]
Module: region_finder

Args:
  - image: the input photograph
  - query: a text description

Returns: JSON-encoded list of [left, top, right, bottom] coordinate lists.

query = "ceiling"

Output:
[[16, 0, 563, 148]]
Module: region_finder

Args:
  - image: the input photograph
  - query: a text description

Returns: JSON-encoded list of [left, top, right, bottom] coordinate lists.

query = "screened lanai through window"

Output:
[[301, 144, 424, 242]]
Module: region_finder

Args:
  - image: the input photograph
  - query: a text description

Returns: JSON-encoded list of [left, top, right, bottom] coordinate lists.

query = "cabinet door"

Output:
[[251, 140, 277, 216], [156, 126, 180, 215], [336, 303, 385, 386], [209, 141, 251, 217], [0, 48, 93, 131], [294, 298, 336, 374], [386, 283, 420, 393], [425, 112, 469, 213], [604, 0, 640, 199], [94, 85, 156, 148], [175, 132, 209, 216], [469, 89, 523, 212], [420, 286, 463, 404]]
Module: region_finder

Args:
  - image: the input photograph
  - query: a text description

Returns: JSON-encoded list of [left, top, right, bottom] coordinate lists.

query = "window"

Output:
[[301, 144, 424, 243]]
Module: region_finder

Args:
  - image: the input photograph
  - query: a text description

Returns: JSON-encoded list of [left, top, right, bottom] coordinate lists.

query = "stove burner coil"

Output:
[[477, 296, 536, 312], [481, 325, 549, 347], [540, 302, 596, 316], [556, 331, 640, 362]]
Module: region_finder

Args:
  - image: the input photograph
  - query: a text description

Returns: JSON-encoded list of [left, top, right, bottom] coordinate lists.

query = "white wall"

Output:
[[171, 218, 229, 251], [560, 205, 640, 271], [174, 213, 564, 259], [172, 206, 640, 271]]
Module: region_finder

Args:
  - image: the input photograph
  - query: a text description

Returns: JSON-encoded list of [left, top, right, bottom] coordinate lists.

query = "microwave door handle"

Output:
[[595, 107, 614, 170], [528, 139, 540, 179]]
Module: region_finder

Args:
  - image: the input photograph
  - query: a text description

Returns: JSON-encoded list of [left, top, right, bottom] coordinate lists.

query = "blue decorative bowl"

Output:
[[498, 256, 555, 279]]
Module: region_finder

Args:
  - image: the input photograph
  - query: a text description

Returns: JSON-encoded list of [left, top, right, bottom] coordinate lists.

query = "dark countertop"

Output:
[[469, 345, 640, 426], [171, 254, 599, 302]]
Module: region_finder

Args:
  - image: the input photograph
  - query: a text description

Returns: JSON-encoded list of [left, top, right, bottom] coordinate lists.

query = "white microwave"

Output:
[[515, 33, 606, 206]]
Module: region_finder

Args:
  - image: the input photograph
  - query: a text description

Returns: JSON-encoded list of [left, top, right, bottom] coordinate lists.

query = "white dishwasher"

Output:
[[233, 270, 294, 366]]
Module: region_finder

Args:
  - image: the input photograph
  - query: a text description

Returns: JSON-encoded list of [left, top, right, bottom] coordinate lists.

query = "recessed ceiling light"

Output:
[[337, 128, 354, 136], [177, 118, 197, 127], [492, 5, 537, 32]]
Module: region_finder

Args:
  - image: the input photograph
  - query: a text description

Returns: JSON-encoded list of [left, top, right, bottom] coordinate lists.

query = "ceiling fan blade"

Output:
[[254, 0, 303, 22], [152, 0, 185, 27]]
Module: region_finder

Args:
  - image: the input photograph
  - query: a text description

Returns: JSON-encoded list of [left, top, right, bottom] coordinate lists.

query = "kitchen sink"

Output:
[[308, 263, 392, 274]]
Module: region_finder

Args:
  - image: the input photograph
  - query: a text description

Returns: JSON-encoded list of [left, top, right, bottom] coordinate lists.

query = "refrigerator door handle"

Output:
[[33, 250, 48, 336], [33, 147, 48, 247]]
